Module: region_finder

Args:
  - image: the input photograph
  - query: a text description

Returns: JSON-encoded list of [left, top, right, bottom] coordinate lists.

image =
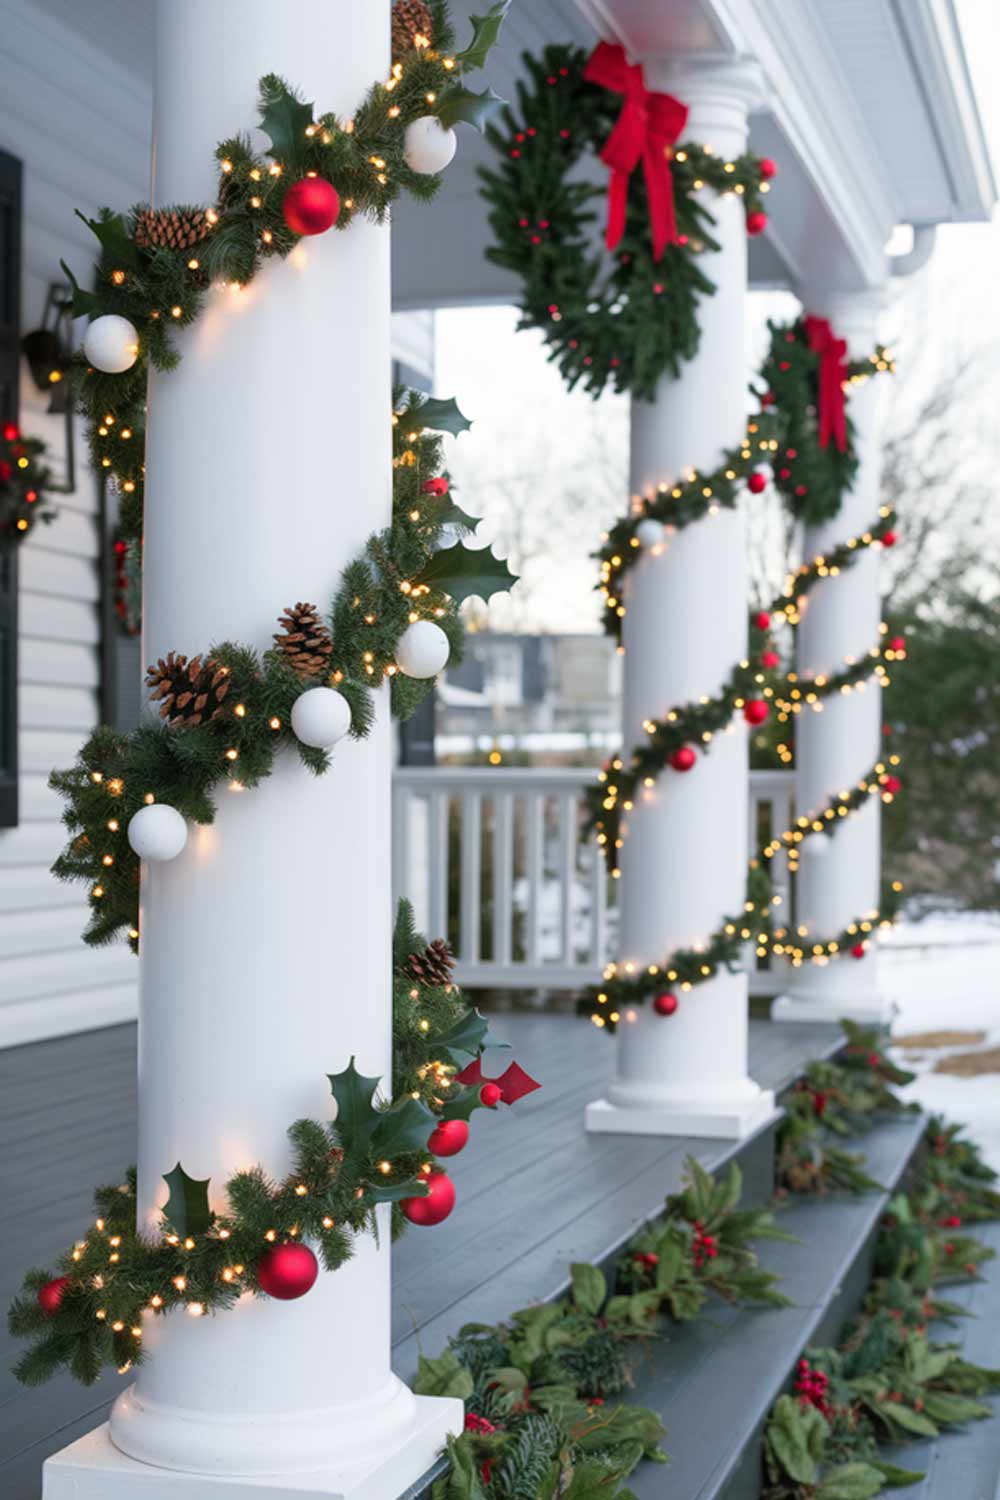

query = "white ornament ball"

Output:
[[83, 314, 139, 374], [636, 518, 665, 547], [803, 833, 830, 858], [404, 116, 458, 175], [290, 687, 352, 749], [127, 803, 188, 862], [396, 620, 450, 679]]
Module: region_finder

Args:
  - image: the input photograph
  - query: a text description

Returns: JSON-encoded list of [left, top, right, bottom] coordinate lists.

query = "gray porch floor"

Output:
[[0, 1013, 839, 1497]]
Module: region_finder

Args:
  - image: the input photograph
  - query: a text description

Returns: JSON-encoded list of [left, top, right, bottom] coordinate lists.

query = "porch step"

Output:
[[625, 1111, 929, 1500]]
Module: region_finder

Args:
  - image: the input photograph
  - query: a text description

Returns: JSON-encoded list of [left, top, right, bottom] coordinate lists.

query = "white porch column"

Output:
[[587, 59, 775, 1138], [773, 288, 893, 1026], [43, 4, 460, 1498]]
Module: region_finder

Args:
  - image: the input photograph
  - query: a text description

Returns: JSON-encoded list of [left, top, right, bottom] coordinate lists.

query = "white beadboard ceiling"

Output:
[[24, 0, 996, 305]]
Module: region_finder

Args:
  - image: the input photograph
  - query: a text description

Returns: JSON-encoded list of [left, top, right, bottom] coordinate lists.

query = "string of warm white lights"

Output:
[[579, 319, 900, 1029]]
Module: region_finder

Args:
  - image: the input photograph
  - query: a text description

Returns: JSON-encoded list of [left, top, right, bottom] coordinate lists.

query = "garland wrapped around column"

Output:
[[577, 319, 898, 1030], [9, 901, 540, 1386]]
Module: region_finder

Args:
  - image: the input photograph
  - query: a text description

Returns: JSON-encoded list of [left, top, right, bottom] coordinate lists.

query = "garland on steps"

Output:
[[578, 318, 898, 1029], [50, 389, 515, 952], [7, 900, 540, 1388], [412, 1028, 1000, 1500], [479, 42, 774, 401]]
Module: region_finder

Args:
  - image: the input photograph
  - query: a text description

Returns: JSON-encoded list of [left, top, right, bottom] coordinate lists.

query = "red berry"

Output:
[[760, 158, 777, 179], [480, 1082, 503, 1109], [882, 775, 901, 795], [2, 422, 18, 442], [889, 636, 905, 652], [670, 746, 697, 773], [747, 471, 768, 494], [851, 943, 867, 959], [427, 1118, 469, 1157], [653, 991, 678, 1017], [881, 531, 898, 547], [37, 1276, 71, 1316], [754, 611, 771, 630], [743, 699, 769, 726], [421, 476, 449, 496], [761, 650, 780, 669], [746, 211, 768, 236], [778, 467, 791, 480]]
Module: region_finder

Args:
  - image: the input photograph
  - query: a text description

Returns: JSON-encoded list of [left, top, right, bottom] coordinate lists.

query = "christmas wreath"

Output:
[[0, 422, 56, 545], [480, 41, 774, 401], [758, 317, 895, 525], [8, 900, 541, 1387]]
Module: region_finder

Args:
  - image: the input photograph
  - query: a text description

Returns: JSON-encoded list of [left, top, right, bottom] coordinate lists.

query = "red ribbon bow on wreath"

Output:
[[804, 315, 849, 453], [582, 42, 689, 262]]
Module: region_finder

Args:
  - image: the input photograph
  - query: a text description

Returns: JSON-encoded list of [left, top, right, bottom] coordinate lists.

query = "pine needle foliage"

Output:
[[0, 423, 56, 544], [7, 903, 512, 1388]]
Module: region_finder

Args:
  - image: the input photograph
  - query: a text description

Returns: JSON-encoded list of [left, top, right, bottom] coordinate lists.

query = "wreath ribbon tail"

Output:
[[604, 168, 631, 252]]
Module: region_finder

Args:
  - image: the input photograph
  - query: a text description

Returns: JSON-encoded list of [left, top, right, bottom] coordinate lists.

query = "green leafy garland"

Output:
[[50, 391, 514, 952], [0, 421, 56, 544], [758, 319, 896, 526], [479, 43, 773, 401], [416, 1156, 789, 1496], [8, 901, 539, 1388]]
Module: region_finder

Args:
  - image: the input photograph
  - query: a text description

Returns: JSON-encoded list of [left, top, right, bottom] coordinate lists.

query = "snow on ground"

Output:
[[884, 919, 1000, 1170]]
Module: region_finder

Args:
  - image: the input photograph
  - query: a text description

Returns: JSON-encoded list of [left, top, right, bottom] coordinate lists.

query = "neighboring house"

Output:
[[0, 0, 432, 1048]]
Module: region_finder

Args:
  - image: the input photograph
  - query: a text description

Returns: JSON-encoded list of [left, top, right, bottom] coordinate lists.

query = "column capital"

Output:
[[641, 55, 765, 157]]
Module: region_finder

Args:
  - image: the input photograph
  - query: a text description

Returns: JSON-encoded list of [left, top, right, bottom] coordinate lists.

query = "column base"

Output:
[[43, 1397, 461, 1500], [585, 1090, 777, 1139], [771, 991, 896, 1026]]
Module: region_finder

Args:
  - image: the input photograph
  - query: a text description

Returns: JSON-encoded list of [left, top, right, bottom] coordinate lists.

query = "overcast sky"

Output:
[[433, 0, 1000, 634]]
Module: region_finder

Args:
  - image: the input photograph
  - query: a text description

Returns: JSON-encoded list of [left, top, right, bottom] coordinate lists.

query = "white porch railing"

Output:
[[392, 766, 795, 996]]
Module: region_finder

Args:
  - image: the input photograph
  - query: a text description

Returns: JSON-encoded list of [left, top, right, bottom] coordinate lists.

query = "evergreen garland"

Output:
[[8, 900, 537, 1388], [479, 43, 772, 401], [49, 390, 515, 952], [0, 421, 56, 544]]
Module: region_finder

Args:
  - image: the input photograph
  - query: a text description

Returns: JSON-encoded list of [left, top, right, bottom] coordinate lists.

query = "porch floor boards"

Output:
[[0, 1013, 839, 1497]]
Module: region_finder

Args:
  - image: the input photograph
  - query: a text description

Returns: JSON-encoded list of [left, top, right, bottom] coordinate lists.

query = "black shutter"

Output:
[[0, 150, 22, 827]]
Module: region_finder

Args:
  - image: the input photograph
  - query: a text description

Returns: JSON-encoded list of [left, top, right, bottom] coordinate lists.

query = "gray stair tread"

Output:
[[625, 1111, 929, 1500]]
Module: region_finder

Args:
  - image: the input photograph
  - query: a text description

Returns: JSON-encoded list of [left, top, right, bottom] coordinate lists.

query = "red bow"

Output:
[[582, 42, 688, 262], [453, 1058, 541, 1105], [804, 316, 849, 453]]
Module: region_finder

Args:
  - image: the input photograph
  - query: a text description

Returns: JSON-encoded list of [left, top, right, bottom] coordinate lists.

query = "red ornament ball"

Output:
[[421, 476, 449, 496], [882, 775, 902, 795], [851, 943, 867, 959], [479, 1082, 503, 1109], [670, 746, 697, 773], [759, 158, 778, 179], [881, 530, 898, 547], [428, 1118, 469, 1157], [0, 460, 11, 482], [37, 1276, 71, 1316], [401, 1170, 456, 1226], [747, 471, 768, 494], [282, 177, 340, 236], [753, 611, 771, 631], [744, 699, 770, 726], [761, 650, 780, 670], [2, 422, 17, 442], [257, 1242, 318, 1300], [889, 636, 906, 652], [653, 991, 678, 1017], [746, 211, 768, 236]]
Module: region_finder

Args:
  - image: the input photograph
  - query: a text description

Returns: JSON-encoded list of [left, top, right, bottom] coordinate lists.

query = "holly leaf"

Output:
[[454, 1, 512, 72], [571, 1262, 607, 1317], [437, 1084, 482, 1123], [438, 498, 481, 534], [328, 1057, 382, 1154], [494, 1060, 542, 1105], [415, 1349, 475, 1400], [437, 85, 507, 134], [162, 1162, 212, 1237], [815, 1463, 890, 1500], [365, 1176, 426, 1205], [257, 74, 314, 167], [370, 1096, 438, 1156], [413, 396, 472, 437], [869, 1459, 924, 1487], [60, 261, 101, 319], [436, 1007, 492, 1060], [414, 541, 517, 604], [75, 209, 140, 269], [766, 1394, 826, 1485]]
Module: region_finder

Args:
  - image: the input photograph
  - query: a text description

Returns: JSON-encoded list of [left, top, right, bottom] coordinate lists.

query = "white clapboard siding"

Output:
[[0, 0, 150, 1047], [0, 3, 437, 1047]]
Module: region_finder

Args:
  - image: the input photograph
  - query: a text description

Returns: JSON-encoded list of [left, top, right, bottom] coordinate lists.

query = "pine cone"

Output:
[[134, 207, 213, 253], [407, 938, 455, 988], [145, 651, 231, 728], [274, 602, 333, 679], [391, 0, 433, 58]]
